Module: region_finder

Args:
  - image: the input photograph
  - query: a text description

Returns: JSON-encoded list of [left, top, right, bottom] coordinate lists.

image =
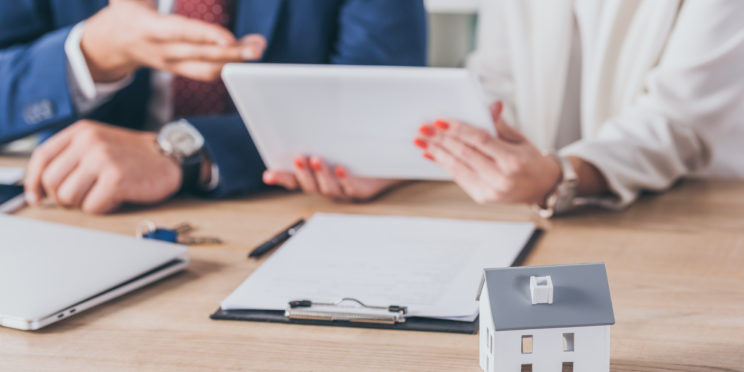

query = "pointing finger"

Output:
[[148, 15, 236, 45]]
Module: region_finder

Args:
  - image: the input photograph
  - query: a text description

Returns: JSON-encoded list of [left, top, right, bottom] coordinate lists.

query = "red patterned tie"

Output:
[[172, 0, 232, 118]]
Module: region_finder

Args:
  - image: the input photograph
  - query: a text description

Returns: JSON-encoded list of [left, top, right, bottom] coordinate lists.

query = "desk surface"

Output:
[[1, 157, 743, 371]]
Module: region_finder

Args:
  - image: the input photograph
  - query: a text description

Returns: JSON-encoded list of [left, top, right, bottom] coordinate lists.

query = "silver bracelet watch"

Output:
[[156, 119, 206, 193], [534, 155, 579, 218]]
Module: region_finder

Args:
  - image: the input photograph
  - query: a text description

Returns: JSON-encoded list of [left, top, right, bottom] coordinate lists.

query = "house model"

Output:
[[478, 263, 615, 372]]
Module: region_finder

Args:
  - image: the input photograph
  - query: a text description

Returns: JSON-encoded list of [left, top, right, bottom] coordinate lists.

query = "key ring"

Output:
[[136, 220, 157, 239]]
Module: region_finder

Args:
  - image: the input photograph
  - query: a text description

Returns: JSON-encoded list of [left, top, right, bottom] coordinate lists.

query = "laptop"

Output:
[[0, 215, 189, 330]]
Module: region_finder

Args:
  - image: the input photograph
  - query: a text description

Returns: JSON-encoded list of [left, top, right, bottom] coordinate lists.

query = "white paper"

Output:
[[0, 167, 24, 184], [221, 213, 535, 322]]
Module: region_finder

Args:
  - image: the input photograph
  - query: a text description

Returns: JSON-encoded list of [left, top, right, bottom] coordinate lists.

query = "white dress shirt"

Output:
[[468, 0, 744, 208], [65, 0, 220, 189]]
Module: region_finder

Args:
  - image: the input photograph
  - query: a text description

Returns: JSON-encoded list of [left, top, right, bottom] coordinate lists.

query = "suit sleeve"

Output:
[[0, 4, 77, 144], [331, 0, 428, 66], [188, 114, 268, 198]]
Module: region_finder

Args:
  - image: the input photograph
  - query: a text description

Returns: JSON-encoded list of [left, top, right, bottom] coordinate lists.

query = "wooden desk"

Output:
[[2, 157, 743, 371]]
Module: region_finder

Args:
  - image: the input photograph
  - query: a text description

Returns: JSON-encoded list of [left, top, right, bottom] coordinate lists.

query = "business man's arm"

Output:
[[0, 2, 78, 144], [331, 0, 427, 66]]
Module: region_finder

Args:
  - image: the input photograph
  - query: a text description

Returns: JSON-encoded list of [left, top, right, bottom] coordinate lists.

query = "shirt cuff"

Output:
[[203, 163, 221, 191], [65, 21, 133, 114], [559, 142, 634, 210]]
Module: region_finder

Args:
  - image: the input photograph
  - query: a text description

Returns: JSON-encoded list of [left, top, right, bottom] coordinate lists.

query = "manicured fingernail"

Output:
[[423, 153, 435, 161], [262, 173, 275, 185], [434, 120, 450, 130], [294, 158, 305, 170], [309, 159, 323, 172], [419, 125, 435, 137], [25, 191, 38, 204], [413, 138, 428, 149], [334, 167, 347, 179]]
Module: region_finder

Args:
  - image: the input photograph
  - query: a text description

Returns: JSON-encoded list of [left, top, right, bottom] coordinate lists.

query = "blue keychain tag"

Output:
[[136, 220, 223, 245], [142, 228, 179, 243], [137, 221, 178, 243]]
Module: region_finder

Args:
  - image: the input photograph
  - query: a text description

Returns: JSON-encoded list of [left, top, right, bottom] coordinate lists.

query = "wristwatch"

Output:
[[534, 154, 578, 218], [157, 119, 205, 194]]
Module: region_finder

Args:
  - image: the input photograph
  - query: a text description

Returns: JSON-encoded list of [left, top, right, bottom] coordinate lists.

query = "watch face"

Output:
[[166, 130, 198, 152], [160, 121, 205, 158]]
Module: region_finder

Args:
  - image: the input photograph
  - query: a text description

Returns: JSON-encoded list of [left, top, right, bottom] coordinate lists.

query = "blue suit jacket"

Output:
[[0, 0, 427, 197]]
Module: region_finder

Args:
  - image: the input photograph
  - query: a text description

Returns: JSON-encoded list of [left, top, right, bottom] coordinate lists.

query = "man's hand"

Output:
[[263, 156, 402, 202], [24, 121, 182, 214], [413, 101, 563, 205], [80, 0, 266, 82]]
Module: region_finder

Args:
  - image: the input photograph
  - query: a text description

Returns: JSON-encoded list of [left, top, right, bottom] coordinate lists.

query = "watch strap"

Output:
[[179, 151, 203, 194], [534, 154, 578, 218]]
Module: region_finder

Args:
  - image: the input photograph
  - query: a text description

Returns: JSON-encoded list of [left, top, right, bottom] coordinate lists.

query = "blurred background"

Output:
[[426, 0, 480, 67]]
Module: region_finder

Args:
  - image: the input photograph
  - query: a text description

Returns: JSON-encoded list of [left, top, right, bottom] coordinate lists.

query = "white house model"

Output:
[[478, 263, 615, 372]]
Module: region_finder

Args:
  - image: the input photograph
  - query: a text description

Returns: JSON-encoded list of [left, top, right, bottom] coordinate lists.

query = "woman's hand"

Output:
[[263, 156, 402, 202], [414, 101, 562, 205]]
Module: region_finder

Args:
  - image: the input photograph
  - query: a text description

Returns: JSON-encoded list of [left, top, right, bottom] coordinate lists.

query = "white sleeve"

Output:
[[561, 0, 744, 208], [65, 22, 134, 115], [465, 0, 517, 126]]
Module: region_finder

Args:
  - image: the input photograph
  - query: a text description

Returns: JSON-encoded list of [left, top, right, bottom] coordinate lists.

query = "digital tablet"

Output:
[[223, 64, 494, 180]]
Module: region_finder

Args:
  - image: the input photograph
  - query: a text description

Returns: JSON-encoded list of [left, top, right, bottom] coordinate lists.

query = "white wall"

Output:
[[426, 0, 480, 14], [425, 0, 480, 67]]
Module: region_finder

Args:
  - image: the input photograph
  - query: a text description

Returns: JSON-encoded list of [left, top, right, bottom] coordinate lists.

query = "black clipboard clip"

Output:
[[286, 298, 408, 325]]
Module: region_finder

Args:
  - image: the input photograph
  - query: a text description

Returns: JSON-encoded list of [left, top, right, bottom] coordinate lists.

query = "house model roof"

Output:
[[482, 263, 615, 331]]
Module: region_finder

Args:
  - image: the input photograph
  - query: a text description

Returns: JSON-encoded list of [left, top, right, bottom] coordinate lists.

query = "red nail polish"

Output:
[[294, 159, 305, 170], [413, 138, 428, 149], [423, 153, 435, 161], [419, 125, 435, 137], [310, 159, 323, 172], [434, 120, 450, 130], [334, 167, 347, 179]]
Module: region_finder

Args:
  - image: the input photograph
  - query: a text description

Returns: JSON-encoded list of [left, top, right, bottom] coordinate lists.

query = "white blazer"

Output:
[[468, 0, 744, 207]]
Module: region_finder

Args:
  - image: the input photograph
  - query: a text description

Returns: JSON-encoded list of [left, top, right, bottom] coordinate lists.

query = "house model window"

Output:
[[521, 335, 533, 354], [562, 333, 574, 352]]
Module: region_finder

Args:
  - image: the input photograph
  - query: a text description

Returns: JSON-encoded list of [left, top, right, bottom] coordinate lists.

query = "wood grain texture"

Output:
[[2, 158, 743, 371]]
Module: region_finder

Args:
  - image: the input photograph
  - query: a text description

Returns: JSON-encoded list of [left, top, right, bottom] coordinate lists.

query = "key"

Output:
[[172, 223, 195, 235], [177, 236, 224, 245], [136, 221, 223, 245]]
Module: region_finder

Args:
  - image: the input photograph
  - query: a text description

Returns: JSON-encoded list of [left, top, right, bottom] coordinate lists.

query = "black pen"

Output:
[[248, 219, 306, 258]]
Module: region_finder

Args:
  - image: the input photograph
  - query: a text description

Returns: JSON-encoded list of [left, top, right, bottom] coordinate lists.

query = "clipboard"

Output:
[[210, 229, 541, 334]]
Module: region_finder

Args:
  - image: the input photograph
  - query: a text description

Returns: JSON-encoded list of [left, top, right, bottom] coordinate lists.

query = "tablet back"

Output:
[[223, 64, 494, 180]]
